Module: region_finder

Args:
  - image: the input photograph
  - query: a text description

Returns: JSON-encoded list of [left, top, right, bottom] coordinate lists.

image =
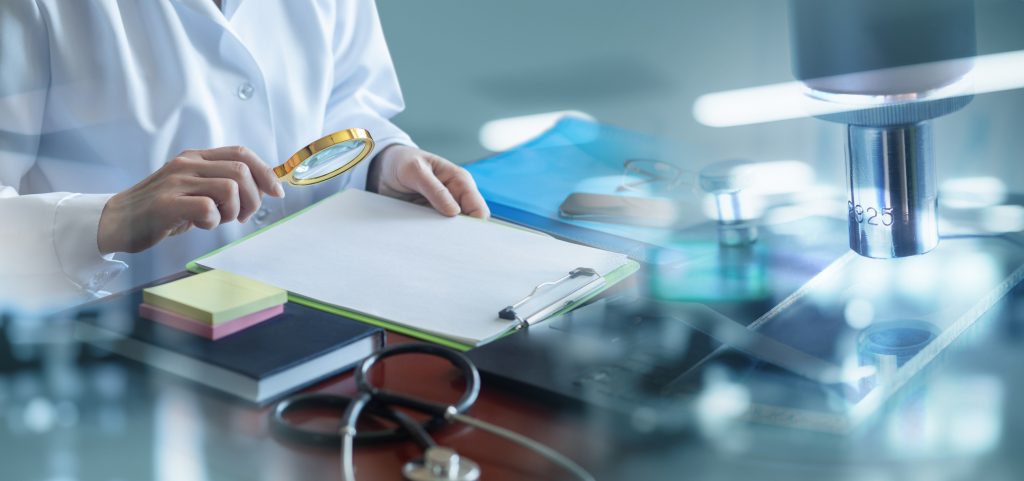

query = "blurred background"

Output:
[[379, 0, 1024, 187]]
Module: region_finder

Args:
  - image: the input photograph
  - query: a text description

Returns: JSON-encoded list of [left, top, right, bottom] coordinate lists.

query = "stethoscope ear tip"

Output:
[[401, 446, 481, 481]]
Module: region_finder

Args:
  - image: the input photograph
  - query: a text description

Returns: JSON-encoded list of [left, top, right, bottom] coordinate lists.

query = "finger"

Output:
[[403, 158, 461, 216], [450, 173, 489, 219], [190, 160, 262, 222], [458, 187, 490, 219], [430, 157, 490, 219], [178, 176, 241, 224], [169, 196, 221, 230], [168, 221, 193, 237], [199, 146, 285, 198]]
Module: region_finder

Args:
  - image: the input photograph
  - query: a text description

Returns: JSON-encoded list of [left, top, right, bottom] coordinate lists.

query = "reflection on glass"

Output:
[[292, 139, 365, 180], [709, 234, 1024, 432], [155, 387, 208, 481], [617, 158, 693, 195]]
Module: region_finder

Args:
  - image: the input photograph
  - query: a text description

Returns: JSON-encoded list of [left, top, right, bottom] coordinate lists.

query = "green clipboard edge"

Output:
[[186, 191, 640, 351]]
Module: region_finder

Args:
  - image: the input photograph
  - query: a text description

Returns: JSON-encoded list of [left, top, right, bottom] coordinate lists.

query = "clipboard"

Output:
[[187, 190, 639, 350], [499, 267, 607, 329]]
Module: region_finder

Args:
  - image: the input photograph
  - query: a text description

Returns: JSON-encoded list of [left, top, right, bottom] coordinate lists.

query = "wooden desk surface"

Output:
[[273, 333, 599, 481]]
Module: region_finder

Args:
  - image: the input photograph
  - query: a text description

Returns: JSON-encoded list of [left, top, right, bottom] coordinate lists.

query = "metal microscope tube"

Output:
[[846, 122, 938, 258]]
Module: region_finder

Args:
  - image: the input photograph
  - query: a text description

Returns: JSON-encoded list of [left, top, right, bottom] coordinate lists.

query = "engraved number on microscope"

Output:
[[880, 207, 894, 226], [866, 207, 878, 225], [849, 202, 895, 227]]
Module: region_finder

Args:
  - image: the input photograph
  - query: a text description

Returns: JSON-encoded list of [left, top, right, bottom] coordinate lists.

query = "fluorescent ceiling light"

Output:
[[693, 50, 1024, 128], [479, 110, 593, 152]]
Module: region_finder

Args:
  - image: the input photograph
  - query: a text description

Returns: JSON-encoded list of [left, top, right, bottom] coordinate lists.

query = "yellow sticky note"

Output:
[[143, 270, 287, 324]]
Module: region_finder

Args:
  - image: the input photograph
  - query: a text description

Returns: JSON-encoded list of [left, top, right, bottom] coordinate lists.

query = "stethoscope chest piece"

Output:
[[402, 446, 481, 481]]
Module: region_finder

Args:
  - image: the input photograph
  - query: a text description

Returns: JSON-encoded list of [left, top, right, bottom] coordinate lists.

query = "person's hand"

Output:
[[97, 146, 285, 254], [369, 145, 489, 218]]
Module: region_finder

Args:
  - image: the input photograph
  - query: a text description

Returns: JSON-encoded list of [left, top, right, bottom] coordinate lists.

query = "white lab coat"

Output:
[[0, 0, 413, 312]]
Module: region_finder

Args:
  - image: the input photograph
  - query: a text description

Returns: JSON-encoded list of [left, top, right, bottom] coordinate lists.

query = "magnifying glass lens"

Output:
[[293, 139, 365, 180], [274, 128, 374, 186]]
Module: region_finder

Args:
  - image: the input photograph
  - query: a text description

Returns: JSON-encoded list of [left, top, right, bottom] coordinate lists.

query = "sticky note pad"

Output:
[[143, 270, 287, 324], [140, 303, 284, 340]]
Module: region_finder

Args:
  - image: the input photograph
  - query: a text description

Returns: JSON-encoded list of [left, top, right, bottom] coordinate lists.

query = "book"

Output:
[[77, 296, 384, 404], [191, 189, 639, 348], [142, 269, 287, 324]]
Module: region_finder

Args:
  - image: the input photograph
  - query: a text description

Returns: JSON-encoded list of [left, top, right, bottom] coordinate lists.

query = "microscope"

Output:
[[790, 0, 976, 258]]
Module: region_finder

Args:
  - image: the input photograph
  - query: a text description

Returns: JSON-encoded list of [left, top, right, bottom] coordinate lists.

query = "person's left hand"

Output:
[[369, 145, 489, 218]]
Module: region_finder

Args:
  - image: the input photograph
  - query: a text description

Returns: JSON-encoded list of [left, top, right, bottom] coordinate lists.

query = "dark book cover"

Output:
[[73, 287, 384, 402]]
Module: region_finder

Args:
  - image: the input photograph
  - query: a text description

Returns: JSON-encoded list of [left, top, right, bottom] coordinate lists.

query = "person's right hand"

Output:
[[97, 146, 285, 254]]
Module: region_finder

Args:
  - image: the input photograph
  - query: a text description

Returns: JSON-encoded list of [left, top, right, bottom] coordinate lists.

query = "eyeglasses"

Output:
[[616, 158, 695, 194]]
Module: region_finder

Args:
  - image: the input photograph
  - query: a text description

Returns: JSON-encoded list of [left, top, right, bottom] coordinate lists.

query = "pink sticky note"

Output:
[[139, 303, 284, 340]]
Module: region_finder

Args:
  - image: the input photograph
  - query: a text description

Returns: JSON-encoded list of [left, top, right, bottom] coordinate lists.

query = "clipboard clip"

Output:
[[498, 267, 606, 330]]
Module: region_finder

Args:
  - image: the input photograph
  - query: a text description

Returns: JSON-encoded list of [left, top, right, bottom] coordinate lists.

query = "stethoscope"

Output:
[[271, 343, 596, 481]]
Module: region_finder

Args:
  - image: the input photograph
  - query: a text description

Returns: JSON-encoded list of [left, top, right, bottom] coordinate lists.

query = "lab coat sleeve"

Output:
[[0, 0, 127, 303], [323, 0, 416, 191]]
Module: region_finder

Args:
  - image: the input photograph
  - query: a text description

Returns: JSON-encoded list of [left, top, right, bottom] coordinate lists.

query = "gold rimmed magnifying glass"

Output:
[[274, 128, 374, 186]]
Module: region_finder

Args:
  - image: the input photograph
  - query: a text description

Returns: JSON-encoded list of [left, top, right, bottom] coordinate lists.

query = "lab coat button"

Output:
[[236, 82, 255, 100]]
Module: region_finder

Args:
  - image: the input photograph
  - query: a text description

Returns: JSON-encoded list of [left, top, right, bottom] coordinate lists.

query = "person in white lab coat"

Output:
[[0, 0, 489, 311]]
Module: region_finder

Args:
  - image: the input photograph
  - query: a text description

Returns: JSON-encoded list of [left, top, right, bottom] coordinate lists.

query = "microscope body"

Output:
[[790, 0, 976, 258]]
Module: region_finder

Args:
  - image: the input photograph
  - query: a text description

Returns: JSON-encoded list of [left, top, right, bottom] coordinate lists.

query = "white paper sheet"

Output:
[[198, 189, 629, 345]]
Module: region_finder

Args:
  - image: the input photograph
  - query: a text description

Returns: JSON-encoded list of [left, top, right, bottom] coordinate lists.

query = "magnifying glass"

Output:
[[273, 128, 374, 186]]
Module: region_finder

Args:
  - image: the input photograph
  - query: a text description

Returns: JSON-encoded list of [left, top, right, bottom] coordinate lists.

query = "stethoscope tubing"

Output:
[[271, 343, 480, 447], [273, 343, 596, 481]]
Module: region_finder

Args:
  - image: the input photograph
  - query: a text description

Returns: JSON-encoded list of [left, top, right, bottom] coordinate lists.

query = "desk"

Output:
[[271, 332, 594, 481], [3, 276, 1024, 481]]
